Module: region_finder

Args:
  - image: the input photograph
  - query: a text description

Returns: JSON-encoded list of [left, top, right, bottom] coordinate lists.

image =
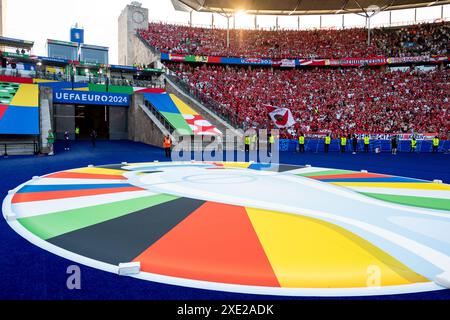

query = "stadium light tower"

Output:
[[227, 16, 230, 47], [365, 5, 381, 46], [235, 9, 246, 19], [348, 2, 381, 46], [71, 65, 76, 90]]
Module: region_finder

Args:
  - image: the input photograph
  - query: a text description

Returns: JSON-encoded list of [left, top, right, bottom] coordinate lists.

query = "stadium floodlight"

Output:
[[85, 68, 89, 74], [170, 0, 194, 12], [366, 5, 381, 16], [235, 9, 247, 19]]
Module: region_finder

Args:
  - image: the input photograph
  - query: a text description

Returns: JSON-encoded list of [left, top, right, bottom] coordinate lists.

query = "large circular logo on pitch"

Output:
[[3, 161, 450, 296]]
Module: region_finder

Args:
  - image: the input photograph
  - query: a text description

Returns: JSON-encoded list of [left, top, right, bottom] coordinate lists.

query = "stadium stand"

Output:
[[139, 21, 450, 59], [168, 63, 450, 139]]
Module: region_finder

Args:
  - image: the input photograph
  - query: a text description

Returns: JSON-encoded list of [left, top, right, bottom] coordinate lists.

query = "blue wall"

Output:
[[279, 139, 450, 153], [0, 106, 39, 135]]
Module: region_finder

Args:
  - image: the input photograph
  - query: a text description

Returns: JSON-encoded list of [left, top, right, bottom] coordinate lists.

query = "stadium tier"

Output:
[[139, 21, 450, 59], [168, 63, 450, 138], [0, 77, 164, 137]]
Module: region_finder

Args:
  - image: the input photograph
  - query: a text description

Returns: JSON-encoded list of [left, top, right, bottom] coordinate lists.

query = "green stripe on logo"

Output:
[[360, 193, 450, 211], [18, 194, 179, 240], [297, 170, 356, 177]]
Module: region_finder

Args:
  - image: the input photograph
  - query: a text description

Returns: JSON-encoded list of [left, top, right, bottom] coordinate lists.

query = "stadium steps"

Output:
[[131, 93, 218, 151], [127, 93, 170, 148], [137, 101, 173, 147], [165, 75, 243, 143], [137, 95, 235, 151], [134, 33, 241, 149]]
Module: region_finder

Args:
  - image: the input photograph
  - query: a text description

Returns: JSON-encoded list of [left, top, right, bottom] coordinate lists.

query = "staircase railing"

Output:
[[165, 73, 243, 130], [143, 99, 177, 134]]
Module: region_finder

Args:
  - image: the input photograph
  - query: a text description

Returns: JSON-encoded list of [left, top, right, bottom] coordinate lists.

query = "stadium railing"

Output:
[[144, 98, 177, 134], [279, 139, 450, 153], [0, 68, 162, 88], [0, 68, 37, 78], [1, 140, 39, 157]]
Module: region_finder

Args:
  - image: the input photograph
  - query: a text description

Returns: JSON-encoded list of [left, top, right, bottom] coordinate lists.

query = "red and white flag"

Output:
[[265, 105, 296, 128]]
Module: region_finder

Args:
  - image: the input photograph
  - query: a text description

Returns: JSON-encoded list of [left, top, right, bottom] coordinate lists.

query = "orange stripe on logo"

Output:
[[12, 187, 143, 203]]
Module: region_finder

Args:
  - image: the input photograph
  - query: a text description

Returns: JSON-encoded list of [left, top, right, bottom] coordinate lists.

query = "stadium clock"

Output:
[[132, 11, 145, 24]]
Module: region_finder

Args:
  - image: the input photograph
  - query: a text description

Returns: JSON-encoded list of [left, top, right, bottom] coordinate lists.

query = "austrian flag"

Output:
[[265, 105, 296, 128]]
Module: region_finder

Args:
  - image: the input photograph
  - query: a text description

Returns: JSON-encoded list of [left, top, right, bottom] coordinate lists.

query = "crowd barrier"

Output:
[[279, 139, 450, 153]]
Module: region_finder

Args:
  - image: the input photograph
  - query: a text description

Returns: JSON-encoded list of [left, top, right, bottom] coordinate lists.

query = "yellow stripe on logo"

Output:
[[170, 94, 198, 115], [68, 168, 126, 175], [331, 182, 450, 191], [10, 84, 39, 107], [246, 208, 428, 288], [220, 162, 252, 169]]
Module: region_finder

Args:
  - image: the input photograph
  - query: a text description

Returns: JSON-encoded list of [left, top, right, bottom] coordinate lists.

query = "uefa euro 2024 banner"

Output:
[[53, 90, 130, 107]]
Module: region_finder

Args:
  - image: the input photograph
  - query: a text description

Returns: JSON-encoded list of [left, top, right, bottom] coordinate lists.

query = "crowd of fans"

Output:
[[168, 63, 450, 138], [374, 22, 450, 57], [140, 21, 450, 59], [143, 21, 450, 139]]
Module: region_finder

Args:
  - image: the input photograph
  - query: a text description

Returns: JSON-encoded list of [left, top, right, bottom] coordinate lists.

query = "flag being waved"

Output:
[[265, 105, 296, 128]]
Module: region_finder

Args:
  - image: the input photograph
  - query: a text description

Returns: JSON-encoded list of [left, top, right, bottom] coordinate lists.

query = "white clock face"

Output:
[[133, 11, 145, 24]]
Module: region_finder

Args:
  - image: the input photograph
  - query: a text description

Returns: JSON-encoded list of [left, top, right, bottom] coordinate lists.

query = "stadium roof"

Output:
[[171, 0, 450, 15], [0, 36, 34, 49]]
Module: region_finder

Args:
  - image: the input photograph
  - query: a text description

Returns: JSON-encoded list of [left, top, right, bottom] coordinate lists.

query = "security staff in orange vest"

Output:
[[163, 135, 172, 159]]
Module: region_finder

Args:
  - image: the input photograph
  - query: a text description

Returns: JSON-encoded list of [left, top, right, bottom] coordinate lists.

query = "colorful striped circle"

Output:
[[3, 162, 450, 296]]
